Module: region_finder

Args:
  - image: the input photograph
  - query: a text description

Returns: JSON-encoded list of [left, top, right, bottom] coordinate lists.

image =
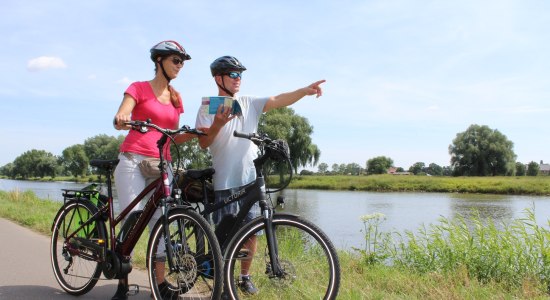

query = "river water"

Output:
[[1, 178, 549, 250]]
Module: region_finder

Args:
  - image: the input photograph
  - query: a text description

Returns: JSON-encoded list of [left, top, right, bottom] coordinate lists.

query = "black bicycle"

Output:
[[50, 120, 223, 299], [179, 131, 341, 299]]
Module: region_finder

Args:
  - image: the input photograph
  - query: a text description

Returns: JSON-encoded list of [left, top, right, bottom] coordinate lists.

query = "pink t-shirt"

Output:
[[119, 81, 184, 160]]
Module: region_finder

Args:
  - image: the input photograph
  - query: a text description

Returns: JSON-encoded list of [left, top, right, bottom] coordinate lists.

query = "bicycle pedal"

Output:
[[237, 249, 250, 259], [127, 284, 139, 296]]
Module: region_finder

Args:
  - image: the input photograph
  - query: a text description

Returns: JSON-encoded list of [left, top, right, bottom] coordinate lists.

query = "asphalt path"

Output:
[[0, 218, 152, 300]]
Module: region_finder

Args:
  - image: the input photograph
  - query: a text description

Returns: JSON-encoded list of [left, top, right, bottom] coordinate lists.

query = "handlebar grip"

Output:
[[233, 131, 255, 139]]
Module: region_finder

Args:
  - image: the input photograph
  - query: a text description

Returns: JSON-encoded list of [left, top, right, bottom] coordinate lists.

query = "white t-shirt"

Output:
[[196, 95, 269, 190]]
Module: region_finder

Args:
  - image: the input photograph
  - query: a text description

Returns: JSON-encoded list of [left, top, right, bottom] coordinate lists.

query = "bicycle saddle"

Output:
[[90, 159, 120, 170], [185, 168, 215, 180]]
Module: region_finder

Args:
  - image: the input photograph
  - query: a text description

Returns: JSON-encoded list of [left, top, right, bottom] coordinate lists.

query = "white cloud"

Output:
[[27, 56, 67, 72]]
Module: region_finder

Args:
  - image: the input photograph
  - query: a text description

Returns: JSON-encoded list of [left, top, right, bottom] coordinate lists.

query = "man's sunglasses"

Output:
[[171, 57, 184, 65], [226, 72, 242, 79]]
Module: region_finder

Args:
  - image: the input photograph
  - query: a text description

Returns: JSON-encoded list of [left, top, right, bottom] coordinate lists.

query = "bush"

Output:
[[299, 169, 314, 176]]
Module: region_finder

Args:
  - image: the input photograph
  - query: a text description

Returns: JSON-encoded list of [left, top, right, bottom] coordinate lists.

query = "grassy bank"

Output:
[[287, 174, 550, 195], [5, 174, 550, 195], [2, 190, 549, 299]]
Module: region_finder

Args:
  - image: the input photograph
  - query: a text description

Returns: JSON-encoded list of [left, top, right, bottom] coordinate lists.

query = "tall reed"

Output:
[[358, 206, 550, 292]]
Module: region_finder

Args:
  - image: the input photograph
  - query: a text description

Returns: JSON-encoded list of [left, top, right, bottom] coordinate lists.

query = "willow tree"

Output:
[[259, 107, 320, 174], [449, 124, 516, 176]]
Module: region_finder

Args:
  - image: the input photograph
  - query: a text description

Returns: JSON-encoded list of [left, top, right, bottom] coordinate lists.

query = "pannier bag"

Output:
[[62, 183, 106, 237], [176, 171, 214, 203]]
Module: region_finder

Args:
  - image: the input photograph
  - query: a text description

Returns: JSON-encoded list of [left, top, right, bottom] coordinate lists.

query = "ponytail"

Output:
[[168, 85, 182, 108]]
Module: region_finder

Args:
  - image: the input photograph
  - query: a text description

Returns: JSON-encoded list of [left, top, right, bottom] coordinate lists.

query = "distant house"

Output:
[[540, 161, 550, 175], [387, 167, 411, 175]]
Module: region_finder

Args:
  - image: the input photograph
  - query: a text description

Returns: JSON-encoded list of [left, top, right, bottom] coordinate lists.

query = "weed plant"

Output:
[[357, 206, 550, 294]]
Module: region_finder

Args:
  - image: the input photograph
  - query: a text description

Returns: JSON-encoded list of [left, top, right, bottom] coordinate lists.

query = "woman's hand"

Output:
[[113, 114, 132, 130]]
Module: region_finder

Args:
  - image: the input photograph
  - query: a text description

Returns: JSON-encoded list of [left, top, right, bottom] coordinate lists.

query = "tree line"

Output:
[[0, 108, 320, 179], [307, 124, 544, 177], [0, 119, 545, 179]]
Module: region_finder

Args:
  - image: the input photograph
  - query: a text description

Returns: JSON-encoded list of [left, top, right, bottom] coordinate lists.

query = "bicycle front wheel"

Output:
[[224, 213, 340, 300], [147, 207, 223, 300], [50, 200, 106, 295]]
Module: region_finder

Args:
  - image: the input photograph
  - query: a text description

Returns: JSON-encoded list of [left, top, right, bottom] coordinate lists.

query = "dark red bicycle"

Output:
[[50, 120, 223, 299]]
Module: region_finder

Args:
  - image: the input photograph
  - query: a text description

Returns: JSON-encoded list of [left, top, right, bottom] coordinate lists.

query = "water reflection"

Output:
[[278, 189, 550, 250], [448, 193, 514, 224]]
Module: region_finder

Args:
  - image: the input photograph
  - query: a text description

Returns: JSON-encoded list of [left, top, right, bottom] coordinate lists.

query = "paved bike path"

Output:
[[0, 218, 152, 300]]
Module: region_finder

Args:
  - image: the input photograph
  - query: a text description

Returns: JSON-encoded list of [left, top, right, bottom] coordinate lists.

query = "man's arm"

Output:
[[263, 80, 325, 113]]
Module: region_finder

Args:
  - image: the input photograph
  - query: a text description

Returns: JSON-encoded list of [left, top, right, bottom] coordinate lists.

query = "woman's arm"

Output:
[[113, 94, 137, 130]]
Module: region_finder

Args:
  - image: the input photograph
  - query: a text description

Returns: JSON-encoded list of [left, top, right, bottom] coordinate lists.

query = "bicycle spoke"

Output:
[[148, 208, 223, 299], [51, 201, 105, 296], [225, 215, 340, 299]]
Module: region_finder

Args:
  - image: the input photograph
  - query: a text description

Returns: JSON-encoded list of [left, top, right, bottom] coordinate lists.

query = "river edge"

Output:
[[3, 174, 550, 196]]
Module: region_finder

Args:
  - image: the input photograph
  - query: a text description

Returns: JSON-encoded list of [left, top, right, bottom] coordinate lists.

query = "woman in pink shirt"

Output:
[[112, 40, 194, 300]]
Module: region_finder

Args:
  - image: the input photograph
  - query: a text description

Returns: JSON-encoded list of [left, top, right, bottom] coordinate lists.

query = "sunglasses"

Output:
[[226, 72, 242, 79], [171, 57, 184, 66]]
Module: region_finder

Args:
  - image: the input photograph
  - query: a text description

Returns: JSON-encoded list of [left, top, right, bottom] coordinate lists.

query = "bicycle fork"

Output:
[[161, 197, 191, 274], [160, 198, 178, 273], [261, 201, 283, 277]]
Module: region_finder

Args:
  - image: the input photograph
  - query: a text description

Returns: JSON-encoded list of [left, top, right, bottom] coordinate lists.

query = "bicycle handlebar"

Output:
[[233, 130, 292, 193], [233, 130, 272, 145], [125, 119, 205, 136]]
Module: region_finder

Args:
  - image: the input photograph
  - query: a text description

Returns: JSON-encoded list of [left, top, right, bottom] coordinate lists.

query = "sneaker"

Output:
[[238, 275, 259, 295], [111, 283, 129, 300], [157, 281, 179, 300]]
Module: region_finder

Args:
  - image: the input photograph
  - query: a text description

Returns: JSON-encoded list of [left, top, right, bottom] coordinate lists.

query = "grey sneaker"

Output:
[[238, 275, 259, 295]]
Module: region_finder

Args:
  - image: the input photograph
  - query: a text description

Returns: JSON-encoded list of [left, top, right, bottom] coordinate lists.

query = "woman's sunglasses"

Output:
[[171, 57, 184, 66], [226, 72, 242, 79]]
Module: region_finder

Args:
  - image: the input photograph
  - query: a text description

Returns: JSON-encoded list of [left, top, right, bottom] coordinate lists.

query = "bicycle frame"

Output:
[[60, 135, 181, 277], [196, 144, 287, 276], [200, 176, 266, 245]]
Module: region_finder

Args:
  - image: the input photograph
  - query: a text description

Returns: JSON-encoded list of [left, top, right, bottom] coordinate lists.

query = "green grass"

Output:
[[2, 190, 549, 299], [287, 175, 550, 195]]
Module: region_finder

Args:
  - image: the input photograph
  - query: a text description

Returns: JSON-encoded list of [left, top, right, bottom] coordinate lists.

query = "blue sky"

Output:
[[2, 0, 550, 170]]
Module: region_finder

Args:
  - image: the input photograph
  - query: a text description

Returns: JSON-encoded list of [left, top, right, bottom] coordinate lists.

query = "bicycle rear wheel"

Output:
[[224, 213, 340, 300], [50, 200, 106, 295], [147, 207, 223, 299]]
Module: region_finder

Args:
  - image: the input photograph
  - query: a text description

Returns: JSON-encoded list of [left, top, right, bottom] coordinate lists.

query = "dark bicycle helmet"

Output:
[[150, 40, 191, 62], [210, 56, 246, 76]]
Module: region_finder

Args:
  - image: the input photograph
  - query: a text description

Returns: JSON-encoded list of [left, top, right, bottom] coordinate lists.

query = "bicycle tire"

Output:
[[50, 200, 107, 295], [224, 213, 340, 300], [147, 207, 223, 299]]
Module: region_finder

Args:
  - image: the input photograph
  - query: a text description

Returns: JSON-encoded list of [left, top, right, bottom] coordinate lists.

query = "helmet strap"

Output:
[[158, 58, 172, 83], [216, 76, 234, 97]]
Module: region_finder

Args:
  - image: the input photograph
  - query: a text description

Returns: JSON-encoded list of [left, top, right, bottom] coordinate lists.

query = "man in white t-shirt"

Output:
[[195, 55, 325, 294]]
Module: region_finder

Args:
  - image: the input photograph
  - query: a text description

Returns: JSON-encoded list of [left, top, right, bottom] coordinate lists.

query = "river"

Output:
[[1, 178, 549, 250]]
